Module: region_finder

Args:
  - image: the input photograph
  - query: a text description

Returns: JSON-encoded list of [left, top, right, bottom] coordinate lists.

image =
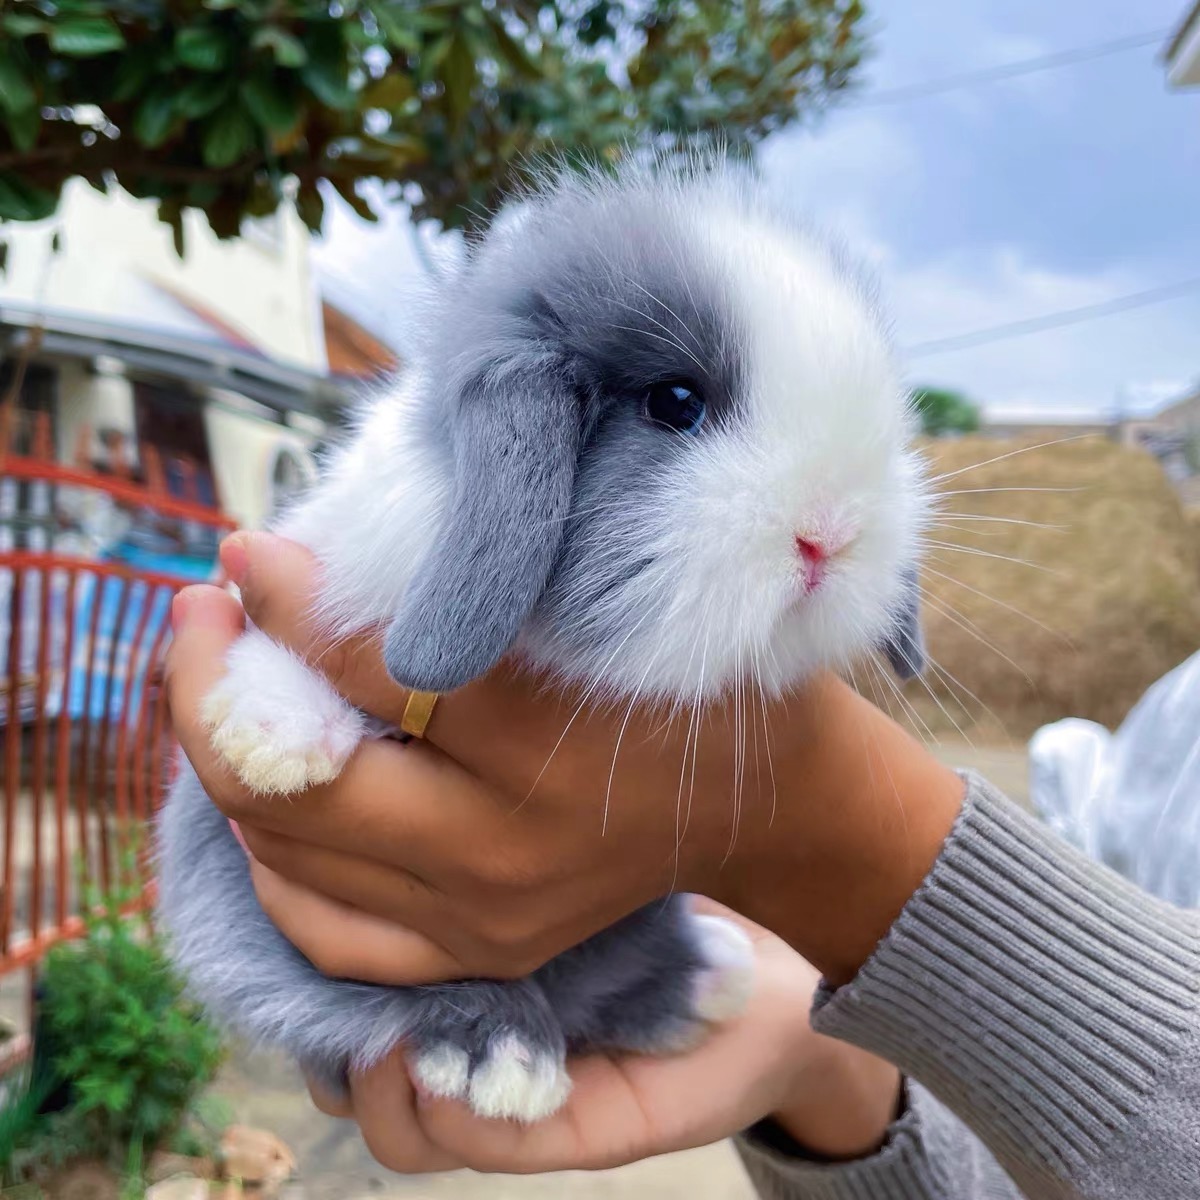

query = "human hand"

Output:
[[166, 533, 963, 986], [302, 910, 900, 1173]]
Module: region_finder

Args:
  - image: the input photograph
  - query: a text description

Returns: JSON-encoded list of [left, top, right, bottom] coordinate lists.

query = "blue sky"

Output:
[[315, 0, 1200, 417]]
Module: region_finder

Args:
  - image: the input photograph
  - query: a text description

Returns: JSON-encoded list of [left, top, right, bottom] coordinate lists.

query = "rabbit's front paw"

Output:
[[201, 629, 363, 795], [689, 913, 755, 1022], [413, 1032, 571, 1123]]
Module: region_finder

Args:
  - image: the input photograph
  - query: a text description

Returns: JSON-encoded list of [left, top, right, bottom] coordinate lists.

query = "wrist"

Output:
[[769, 1042, 903, 1160], [717, 675, 964, 985]]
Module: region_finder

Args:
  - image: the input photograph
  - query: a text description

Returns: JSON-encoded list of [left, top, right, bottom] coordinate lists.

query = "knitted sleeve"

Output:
[[737, 773, 1200, 1200]]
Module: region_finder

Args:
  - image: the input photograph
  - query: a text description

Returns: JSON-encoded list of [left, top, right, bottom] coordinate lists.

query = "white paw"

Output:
[[412, 1035, 571, 1123], [411, 1042, 470, 1099], [202, 630, 364, 795], [690, 914, 755, 1023]]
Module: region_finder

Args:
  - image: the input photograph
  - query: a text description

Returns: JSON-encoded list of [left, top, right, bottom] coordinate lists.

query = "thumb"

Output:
[[165, 584, 245, 761]]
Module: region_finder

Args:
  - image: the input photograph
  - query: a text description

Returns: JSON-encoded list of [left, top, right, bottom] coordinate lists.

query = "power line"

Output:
[[906, 277, 1200, 358], [856, 28, 1171, 107]]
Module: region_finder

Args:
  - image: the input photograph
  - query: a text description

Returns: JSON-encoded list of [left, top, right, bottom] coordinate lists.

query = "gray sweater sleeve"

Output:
[[737, 1079, 1021, 1199], [735, 772, 1200, 1200]]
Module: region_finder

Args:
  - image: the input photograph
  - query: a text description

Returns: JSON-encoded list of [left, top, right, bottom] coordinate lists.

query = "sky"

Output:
[[313, 0, 1200, 418]]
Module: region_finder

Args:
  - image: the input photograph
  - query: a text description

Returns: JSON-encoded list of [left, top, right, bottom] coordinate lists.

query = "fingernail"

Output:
[[171, 587, 198, 630], [219, 534, 250, 587]]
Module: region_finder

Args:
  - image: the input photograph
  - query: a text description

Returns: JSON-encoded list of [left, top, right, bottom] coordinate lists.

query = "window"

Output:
[[268, 444, 316, 519]]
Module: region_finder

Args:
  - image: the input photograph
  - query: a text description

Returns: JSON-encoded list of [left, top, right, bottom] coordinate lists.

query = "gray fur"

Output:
[[158, 763, 707, 1091], [384, 361, 580, 692], [882, 566, 926, 680]]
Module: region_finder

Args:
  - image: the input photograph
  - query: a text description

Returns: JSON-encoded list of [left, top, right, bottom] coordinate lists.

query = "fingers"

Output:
[[165, 585, 247, 803], [215, 734, 502, 873], [240, 825, 436, 921], [247, 858, 465, 986], [344, 1051, 462, 1174], [305, 1073, 353, 1119]]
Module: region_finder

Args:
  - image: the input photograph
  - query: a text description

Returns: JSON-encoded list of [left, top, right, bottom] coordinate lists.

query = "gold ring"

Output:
[[400, 690, 440, 739]]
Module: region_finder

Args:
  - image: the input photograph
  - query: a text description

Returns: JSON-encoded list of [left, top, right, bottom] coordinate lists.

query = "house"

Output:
[[1167, 2, 1200, 87], [1120, 386, 1200, 504], [0, 179, 397, 543], [979, 409, 1119, 442], [981, 387, 1200, 505]]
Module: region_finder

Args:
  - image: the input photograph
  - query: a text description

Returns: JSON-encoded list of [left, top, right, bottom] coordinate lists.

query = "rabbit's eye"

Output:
[[643, 380, 706, 436]]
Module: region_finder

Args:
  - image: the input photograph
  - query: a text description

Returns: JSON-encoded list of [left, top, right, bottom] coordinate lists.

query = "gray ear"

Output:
[[881, 568, 925, 680], [384, 363, 579, 692]]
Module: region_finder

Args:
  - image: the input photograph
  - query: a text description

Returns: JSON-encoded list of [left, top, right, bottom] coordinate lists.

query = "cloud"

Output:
[[886, 248, 1198, 412]]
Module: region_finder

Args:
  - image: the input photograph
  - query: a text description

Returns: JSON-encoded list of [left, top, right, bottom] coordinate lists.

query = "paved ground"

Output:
[[210, 741, 1029, 1199]]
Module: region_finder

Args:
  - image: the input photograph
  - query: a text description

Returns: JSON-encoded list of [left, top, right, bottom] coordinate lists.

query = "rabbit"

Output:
[[155, 159, 929, 1126]]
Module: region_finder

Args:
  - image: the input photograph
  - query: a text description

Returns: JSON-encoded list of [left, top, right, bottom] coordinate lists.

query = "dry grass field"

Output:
[[888, 435, 1200, 741]]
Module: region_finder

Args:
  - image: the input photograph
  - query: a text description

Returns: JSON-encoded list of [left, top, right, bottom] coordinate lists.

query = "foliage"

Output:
[[0, 0, 868, 249], [0, 1067, 58, 1186], [34, 878, 223, 1164], [912, 385, 982, 437]]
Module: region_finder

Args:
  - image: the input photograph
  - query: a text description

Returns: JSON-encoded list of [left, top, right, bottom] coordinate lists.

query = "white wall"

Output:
[[54, 361, 135, 464], [204, 390, 319, 530], [0, 180, 326, 371]]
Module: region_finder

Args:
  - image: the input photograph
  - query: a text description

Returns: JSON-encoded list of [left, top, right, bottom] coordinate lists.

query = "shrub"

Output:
[[36, 882, 223, 1162]]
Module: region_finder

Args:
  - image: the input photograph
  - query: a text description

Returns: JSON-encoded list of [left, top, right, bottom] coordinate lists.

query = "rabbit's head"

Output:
[[385, 164, 929, 700]]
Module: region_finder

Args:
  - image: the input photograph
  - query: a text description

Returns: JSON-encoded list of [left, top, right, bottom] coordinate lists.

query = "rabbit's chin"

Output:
[[513, 580, 897, 706]]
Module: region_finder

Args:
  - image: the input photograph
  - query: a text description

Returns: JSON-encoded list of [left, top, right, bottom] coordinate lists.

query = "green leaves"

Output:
[[202, 103, 257, 167], [299, 33, 356, 110], [0, 173, 57, 221], [252, 26, 309, 67], [176, 74, 232, 120], [0, 59, 36, 114], [176, 26, 233, 72], [49, 16, 126, 57], [0, 0, 867, 250], [241, 74, 301, 135], [133, 85, 179, 148]]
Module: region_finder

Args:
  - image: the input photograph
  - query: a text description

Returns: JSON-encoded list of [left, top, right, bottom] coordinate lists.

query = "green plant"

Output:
[[0, 1067, 55, 1186], [0, 0, 867, 248], [912, 385, 982, 437], [36, 882, 223, 1164]]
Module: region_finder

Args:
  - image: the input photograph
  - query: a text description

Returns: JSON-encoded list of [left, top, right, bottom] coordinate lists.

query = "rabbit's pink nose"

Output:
[[794, 536, 828, 592]]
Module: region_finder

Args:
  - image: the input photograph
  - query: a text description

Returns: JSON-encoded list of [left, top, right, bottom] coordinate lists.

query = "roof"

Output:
[[1153, 385, 1200, 418], [146, 278, 266, 357], [322, 299, 399, 379], [144, 278, 399, 382], [1166, 1, 1200, 83], [0, 302, 349, 420], [1168, 2, 1200, 60]]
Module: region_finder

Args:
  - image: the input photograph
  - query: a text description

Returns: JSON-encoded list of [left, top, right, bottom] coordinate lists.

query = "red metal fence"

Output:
[[1, 402, 235, 1036]]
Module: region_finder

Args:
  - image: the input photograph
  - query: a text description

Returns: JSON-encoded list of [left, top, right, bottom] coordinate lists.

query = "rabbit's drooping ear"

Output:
[[881, 568, 925, 680], [384, 363, 579, 693]]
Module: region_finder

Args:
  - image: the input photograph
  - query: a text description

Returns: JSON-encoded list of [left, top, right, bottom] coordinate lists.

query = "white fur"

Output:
[[202, 627, 364, 794], [690, 914, 756, 1022], [412, 1034, 572, 1123], [411, 1042, 470, 1098], [467, 1034, 573, 1122]]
